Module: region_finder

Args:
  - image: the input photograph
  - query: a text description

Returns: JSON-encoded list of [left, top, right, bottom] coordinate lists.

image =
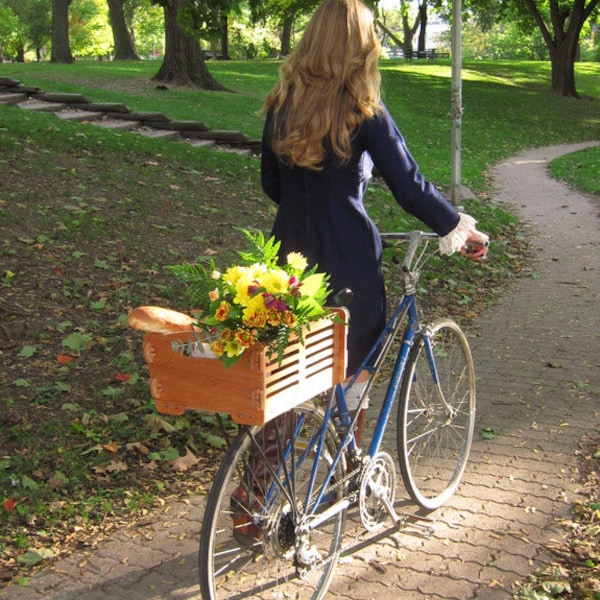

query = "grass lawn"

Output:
[[0, 58, 598, 591]]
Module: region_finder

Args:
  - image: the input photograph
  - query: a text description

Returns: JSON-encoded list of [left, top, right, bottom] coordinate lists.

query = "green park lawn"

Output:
[[0, 58, 598, 591]]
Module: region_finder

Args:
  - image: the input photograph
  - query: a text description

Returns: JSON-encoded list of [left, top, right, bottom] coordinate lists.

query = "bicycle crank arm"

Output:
[[373, 487, 435, 536], [305, 497, 353, 531]]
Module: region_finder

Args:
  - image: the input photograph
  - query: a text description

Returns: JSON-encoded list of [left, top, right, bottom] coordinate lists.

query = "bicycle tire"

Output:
[[397, 318, 476, 511], [199, 401, 346, 600]]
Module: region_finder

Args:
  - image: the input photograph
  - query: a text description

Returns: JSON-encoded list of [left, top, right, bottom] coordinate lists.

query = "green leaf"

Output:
[[481, 427, 499, 440], [19, 345, 36, 358], [17, 551, 43, 567], [21, 476, 39, 491], [62, 332, 93, 351], [94, 259, 110, 270], [204, 433, 227, 449], [101, 386, 123, 397]]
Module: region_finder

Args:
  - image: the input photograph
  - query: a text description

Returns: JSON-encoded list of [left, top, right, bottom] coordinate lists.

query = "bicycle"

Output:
[[197, 230, 477, 599]]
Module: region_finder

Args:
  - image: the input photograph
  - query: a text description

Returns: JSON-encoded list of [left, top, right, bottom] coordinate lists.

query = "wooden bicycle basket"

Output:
[[140, 308, 347, 425]]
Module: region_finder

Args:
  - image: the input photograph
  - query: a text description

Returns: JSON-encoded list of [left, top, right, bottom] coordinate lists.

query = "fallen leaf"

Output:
[[93, 460, 128, 474], [169, 447, 199, 472], [102, 442, 121, 453], [3, 498, 17, 512]]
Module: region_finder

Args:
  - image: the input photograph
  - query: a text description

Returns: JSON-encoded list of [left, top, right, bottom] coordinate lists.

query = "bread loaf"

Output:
[[128, 306, 198, 333]]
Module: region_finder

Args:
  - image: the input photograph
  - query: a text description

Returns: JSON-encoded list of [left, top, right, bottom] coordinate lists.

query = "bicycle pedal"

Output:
[[397, 513, 435, 536]]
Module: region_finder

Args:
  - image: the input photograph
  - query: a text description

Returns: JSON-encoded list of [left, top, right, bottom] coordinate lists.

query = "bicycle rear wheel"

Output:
[[199, 401, 346, 600], [397, 318, 476, 511]]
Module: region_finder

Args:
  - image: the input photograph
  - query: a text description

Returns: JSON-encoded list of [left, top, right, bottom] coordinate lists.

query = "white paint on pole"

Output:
[[450, 0, 462, 206]]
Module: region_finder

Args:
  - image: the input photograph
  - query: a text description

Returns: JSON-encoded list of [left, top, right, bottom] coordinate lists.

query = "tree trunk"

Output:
[[551, 28, 580, 97], [220, 14, 230, 60], [51, 0, 73, 64], [280, 9, 295, 56], [401, 0, 420, 56], [417, 2, 427, 53], [152, 0, 227, 90], [107, 0, 140, 60]]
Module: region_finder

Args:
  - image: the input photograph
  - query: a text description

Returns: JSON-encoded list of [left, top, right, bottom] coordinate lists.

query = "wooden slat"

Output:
[[139, 308, 348, 425]]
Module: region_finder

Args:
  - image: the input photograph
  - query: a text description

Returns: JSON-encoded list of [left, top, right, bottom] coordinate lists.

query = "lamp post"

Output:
[[450, 0, 462, 206]]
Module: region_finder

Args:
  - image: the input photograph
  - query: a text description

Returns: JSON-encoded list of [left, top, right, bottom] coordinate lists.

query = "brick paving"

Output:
[[1, 141, 598, 599]]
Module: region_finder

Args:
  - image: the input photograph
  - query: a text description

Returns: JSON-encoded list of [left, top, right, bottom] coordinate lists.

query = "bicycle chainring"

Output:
[[359, 452, 397, 532]]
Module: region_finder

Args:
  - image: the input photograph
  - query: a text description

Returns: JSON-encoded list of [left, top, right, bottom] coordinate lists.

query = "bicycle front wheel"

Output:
[[199, 401, 346, 600], [397, 318, 476, 511]]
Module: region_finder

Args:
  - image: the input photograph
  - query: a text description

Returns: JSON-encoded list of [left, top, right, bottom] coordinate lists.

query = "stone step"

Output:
[[56, 109, 105, 122], [19, 100, 68, 113], [94, 119, 141, 132], [185, 139, 216, 148], [218, 147, 253, 158], [134, 128, 180, 140], [0, 92, 28, 105], [33, 92, 90, 104]]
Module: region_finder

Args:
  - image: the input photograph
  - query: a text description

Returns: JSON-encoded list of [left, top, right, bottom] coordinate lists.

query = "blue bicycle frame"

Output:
[[261, 232, 438, 523]]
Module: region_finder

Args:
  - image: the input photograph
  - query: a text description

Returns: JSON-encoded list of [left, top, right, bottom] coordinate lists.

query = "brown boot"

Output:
[[231, 413, 294, 545], [353, 409, 366, 446], [231, 485, 265, 545]]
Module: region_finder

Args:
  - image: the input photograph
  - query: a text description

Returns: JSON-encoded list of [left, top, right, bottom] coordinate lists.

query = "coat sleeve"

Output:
[[260, 112, 282, 205], [364, 105, 459, 237]]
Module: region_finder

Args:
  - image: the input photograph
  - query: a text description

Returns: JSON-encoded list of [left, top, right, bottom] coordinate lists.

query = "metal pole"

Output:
[[450, 0, 462, 207]]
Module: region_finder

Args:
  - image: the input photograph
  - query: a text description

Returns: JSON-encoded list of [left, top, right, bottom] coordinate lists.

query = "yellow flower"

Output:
[[267, 310, 282, 327], [242, 295, 268, 328], [283, 311, 297, 327], [223, 339, 244, 358], [235, 328, 256, 348], [210, 340, 225, 357], [287, 252, 308, 271], [215, 301, 231, 322], [223, 265, 244, 286], [261, 269, 289, 295]]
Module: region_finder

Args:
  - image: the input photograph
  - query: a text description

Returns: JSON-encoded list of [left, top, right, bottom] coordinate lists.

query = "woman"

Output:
[[261, 0, 488, 381], [232, 0, 489, 543]]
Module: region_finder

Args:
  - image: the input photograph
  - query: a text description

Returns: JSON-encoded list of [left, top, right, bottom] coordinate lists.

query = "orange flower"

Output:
[[215, 301, 231, 321]]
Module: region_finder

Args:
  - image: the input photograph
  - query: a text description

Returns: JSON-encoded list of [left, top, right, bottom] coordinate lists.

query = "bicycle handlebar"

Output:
[[380, 231, 438, 241], [381, 231, 438, 271]]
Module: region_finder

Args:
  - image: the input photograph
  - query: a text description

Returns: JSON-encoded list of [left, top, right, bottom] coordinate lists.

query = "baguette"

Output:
[[128, 306, 199, 333]]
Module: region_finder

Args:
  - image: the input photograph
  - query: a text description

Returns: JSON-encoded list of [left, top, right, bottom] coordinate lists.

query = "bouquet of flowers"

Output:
[[168, 230, 334, 368]]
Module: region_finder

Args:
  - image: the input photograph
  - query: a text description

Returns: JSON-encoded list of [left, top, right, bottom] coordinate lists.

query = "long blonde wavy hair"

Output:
[[263, 0, 382, 171]]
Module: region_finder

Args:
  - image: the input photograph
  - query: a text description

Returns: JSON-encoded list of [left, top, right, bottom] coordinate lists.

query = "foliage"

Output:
[[69, 0, 114, 59], [457, 18, 549, 60], [168, 229, 332, 367], [0, 5, 22, 60]]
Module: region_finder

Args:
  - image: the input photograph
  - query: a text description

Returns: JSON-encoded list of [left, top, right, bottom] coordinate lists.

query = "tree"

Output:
[[248, 0, 320, 56], [24, 0, 52, 60], [0, 0, 51, 61], [51, 0, 74, 62], [0, 5, 21, 61], [107, 0, 140, 59], [469, 0, 600, 97], [151, 0, 226, 90], [522, 0, 599, 97]]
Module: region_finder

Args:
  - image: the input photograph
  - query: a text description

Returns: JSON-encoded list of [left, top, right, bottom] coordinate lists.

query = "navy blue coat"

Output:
[[261, 103, 460, 375]]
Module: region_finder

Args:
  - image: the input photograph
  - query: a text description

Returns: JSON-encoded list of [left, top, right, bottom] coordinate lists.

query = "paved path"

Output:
[[2, 142, 599, 599]]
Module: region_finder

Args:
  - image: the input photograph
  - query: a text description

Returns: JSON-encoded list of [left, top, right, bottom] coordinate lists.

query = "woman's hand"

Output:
[[461, 230, 489, 261]]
